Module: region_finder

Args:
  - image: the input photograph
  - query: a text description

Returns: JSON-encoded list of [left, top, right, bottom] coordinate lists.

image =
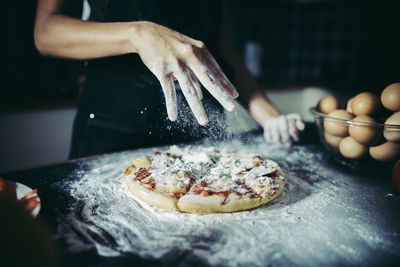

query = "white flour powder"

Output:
[[54, 138, 396, 266]]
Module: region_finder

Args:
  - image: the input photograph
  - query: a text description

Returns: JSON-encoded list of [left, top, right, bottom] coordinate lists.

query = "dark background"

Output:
[[231, 0, 400, 94], [0, 1, 83, 109], [1, 0, 399, 109]]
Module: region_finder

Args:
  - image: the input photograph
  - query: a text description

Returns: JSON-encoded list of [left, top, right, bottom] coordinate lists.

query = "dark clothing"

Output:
[[70, 0, 231, 158]]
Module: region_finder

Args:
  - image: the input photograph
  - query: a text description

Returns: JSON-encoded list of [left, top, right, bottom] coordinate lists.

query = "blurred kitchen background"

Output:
[[1, 0, 399, 173]]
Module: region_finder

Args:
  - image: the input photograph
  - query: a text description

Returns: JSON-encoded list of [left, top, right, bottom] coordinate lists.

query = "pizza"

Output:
[[123, 146, 285, 214]]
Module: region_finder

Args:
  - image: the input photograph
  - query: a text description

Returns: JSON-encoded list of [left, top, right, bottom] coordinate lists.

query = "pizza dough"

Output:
[[123, 146, 285, 214]]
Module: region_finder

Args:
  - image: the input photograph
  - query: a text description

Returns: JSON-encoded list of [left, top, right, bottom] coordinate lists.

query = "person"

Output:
[[34, 0, 305, 158], [0, 178, 61, 267]]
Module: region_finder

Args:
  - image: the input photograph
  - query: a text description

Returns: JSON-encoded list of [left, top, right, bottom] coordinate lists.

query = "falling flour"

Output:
[[54, 137, 397, 266]]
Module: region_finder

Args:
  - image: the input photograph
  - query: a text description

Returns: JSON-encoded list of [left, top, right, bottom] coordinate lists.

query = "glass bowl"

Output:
[[309, 107, 400, 170]]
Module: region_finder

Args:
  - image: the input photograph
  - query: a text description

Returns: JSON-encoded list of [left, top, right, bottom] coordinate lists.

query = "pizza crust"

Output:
[[177, 174, 285, 214], [125, 176, 284, 214], [123, 175, 179, 212]]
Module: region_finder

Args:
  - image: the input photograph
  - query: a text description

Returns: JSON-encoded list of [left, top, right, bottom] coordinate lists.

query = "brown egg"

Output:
[[370, 142, 400, 162], [324, 132, 342, 149], [346, 98, 354, 113], [339, 136, 368, 159], [381, 83, 400, 111], [351, 92, 380, 116], [349, 115, 381, 145], [317, 96, 340, 114], [384, 111, 400, 142], [324, 109, 354, 136]]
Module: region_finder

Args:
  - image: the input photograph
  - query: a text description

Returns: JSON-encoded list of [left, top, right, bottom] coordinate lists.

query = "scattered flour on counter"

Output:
[[54, 138, 394, 266]]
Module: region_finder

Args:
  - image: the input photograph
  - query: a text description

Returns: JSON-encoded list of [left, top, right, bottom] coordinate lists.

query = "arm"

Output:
[[34, 0, 149, 60], [219, 1, 304, 143], [218, 1, 279, 126], [34, 0, 239, 125]]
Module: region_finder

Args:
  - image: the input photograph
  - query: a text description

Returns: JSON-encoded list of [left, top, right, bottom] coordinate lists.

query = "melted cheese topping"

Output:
[[129, 146, 283, 198]]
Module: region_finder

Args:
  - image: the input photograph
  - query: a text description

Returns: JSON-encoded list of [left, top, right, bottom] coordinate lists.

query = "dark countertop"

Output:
[[2, 130, 400, 267]]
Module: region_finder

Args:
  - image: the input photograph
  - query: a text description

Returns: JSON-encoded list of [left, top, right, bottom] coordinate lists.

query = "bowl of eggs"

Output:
[[310, 83, 400, 170]]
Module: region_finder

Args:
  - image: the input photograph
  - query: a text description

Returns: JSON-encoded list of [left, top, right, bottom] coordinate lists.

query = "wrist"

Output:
[[127, 21, 156, 54]]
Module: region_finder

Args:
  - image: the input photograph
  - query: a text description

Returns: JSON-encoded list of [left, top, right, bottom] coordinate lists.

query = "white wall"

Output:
[[0, 107, 76, 174], [266, 87, 331, 122]]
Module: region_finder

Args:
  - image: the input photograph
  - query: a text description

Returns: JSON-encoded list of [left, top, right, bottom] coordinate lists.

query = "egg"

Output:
[[317, 96, 340, 114], [346, 98, 354, 113], [324, 109, 354, 136], [381, 83, 400, 111], [384, 111, 400, 142], [369, 142, 400, 162], [392, 160, 400, 192], [339, 136, 368, 159], [324, 132, 342, 149], [351, 92, 380, 116], [349, 115, 381, 145]]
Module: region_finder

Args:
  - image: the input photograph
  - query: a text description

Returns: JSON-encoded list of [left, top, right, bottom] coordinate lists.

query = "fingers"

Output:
[[264, 118, 279, 143], [188, 69, 202, 100], [288, 120, 300, 142], [138, 26, 240, 124], [270, 119, 280, 143], [159, 74, 178, 121], [174, 71, 208, 126], [191, 63, 236, 111], [286, 113, 305, 142], [278, 115, 291, 144], [296, 120, 305, 131], [189, 53, 238, 112], [286, 113, 305, 131], [263, 127, 272, 143], [201, 52, 239, 98], [264, 114, 305, 144]]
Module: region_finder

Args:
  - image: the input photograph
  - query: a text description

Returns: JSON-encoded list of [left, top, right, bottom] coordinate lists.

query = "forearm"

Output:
[[219, 1, 279, 126], [227, 54, 280, 125], [34, 14, 143, 60], [248, 91, 280, 126]]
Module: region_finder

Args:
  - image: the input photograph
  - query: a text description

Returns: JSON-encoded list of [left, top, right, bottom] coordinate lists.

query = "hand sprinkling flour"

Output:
[[135, 22, 238, 125]]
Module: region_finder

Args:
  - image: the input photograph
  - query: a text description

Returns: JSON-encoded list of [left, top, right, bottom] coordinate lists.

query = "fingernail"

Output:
[[199, 117, 209, 126], [168, 113, 177, 121], [285, 141, 293, 147], [226, 101, 236, 111]]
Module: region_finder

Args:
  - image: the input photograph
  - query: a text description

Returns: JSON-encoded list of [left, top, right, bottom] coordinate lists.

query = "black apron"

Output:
[[69, 0, 233, 158]]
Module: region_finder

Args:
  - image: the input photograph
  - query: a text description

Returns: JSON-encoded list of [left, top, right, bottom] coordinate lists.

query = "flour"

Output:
[[54, 137, 394, 266]]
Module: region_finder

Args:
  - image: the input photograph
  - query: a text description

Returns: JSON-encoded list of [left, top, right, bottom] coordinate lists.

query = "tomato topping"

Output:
[[134, 168, 151, 180]]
